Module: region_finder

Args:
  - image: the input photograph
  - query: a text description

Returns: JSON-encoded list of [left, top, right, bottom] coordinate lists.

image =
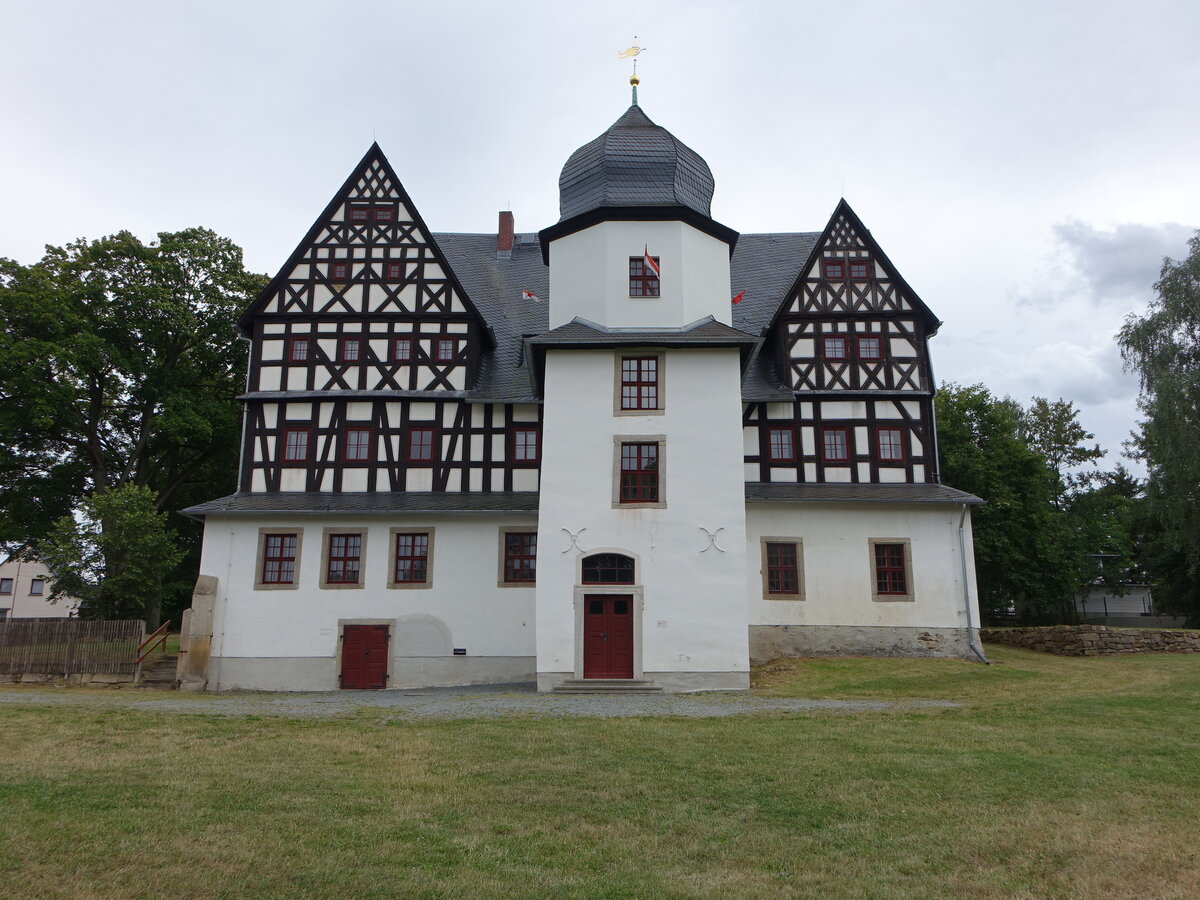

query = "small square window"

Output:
[[407, 427, 435, 463], [823, 336, 848, 360], [767, 426, 797, 463], [629, 257, 661, 297], [503, 532, 537, 584], [858, 336, 883, 360], [0, 578, 12, 594], [282, 428, 311, 465], [434, 338, 458, 362], [848, 259, 872, 280], [325, 534, 362, 585], [340, 337, 362, 363], [877, 427, 905, 462], [391, 337, 413, 362], [261, 534, 298, 585], [511, 427, 540, 465], [821, 259, 846, 280], [344, 427, 373, 462], [822, 428, 850, 463], [329, 261, 351, 281], [393, 532, 430, 585], [619, 442, 659, 503], [383, 261, 404, 281], [289, 337, 311, 363]]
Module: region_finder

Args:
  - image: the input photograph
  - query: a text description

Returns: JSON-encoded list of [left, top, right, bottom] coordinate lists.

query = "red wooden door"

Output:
[[583, 595, 634, 678], [341, 624, 389, 689]]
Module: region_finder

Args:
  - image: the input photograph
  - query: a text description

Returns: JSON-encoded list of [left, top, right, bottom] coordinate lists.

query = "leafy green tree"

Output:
[[1118, 230, 1200, 623], [1020, 397, 1105, 502], [40, 483, 184, 627], [936, 383, 1081, 620], [0, 229, 265, 621]]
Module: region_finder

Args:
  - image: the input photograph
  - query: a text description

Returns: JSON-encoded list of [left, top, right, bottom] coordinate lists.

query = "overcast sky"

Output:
[[3, 0, 1197, 475]]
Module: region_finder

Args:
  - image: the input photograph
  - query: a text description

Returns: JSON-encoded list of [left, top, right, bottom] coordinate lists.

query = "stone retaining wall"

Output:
[[981, 625, 1200, 656]]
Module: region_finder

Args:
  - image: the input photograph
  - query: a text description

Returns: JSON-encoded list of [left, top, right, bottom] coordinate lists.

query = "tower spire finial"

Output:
[[618, 38, 645, 105]]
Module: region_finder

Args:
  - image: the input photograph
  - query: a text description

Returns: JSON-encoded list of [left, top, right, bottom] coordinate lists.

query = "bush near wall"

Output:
[[981, 625, 1200, 656]]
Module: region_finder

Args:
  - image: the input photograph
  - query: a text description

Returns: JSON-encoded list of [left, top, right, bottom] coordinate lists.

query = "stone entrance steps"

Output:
[[552, 678, 663, 694], [137, 653, 179, 689]]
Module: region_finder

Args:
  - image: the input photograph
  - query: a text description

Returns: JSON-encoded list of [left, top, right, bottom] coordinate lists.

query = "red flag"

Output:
[[521, 290, 539, 300], [643, 245, 661, 276], [731, 290, 746, 305]]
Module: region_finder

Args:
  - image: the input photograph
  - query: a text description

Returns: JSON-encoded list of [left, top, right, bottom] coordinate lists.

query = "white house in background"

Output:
[[0, 553, 80, 619], [181, 90, 984, 693]]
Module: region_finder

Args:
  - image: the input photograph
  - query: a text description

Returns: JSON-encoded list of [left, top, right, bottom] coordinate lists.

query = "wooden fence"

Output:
[[0, 619, 143, 675]]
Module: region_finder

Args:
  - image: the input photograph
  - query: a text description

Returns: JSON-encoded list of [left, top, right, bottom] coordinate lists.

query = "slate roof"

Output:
[[528, 316, 758, 347], [745, 483, 984, 505], [558, 105, 716, 221], [432, 230, 821, 403], [182, 492, 540, 519]]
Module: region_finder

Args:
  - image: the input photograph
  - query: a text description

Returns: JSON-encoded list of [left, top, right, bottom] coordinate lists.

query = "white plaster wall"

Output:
[[202, 513, 537, 667], [745, 503, 980, 629], [0, 558, 80, 617], [547, 221, 733, 329], [536, 348, 749, 678]]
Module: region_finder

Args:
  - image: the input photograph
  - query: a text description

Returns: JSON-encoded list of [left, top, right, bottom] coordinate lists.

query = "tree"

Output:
[[1118, 230, 1200, 623], [40, 483, 184, 627], [0, 229, 265, 621], [1019, 397, 1105, 502], [936, 383, 1081, 620]]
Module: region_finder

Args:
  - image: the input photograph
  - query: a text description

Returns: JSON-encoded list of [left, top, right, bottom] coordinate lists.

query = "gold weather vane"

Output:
[[618, 38, 646, 104]]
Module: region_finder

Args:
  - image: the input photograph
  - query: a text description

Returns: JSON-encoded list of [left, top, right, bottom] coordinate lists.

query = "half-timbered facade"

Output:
[[182, 96, 983, 693]]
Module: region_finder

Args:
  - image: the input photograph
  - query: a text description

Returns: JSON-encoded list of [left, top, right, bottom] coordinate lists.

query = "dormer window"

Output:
[[629, 257, 661, 297]]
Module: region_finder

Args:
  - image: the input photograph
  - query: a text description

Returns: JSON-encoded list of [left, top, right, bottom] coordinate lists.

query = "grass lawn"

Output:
[[1, 646, 1198, 899]]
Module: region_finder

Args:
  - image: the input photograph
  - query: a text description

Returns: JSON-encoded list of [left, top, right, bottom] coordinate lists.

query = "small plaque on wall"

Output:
[[453, 648, 467, 656]]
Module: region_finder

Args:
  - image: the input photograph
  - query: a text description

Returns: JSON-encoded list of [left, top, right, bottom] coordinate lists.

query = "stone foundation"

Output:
[[981, 625, 1200, 656], [1, 672, 133, 685], [749, 624, 977, 663]]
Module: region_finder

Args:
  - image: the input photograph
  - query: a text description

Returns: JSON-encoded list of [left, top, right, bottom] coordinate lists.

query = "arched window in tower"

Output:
[[581, 553, 636, 585]]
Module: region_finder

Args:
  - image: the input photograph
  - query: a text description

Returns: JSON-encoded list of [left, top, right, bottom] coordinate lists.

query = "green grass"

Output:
[[2, 646, 1198, 899]]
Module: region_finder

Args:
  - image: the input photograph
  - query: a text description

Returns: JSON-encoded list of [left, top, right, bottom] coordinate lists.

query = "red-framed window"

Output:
[[346, 202, 396, 223], [511, 427, 540, 465], [433, 337, 458, 362], [619, 442, 659, 503], [391, 337, 413, 363], [393, 532, 430, 584], [339, 337, 362, 363], [329, 260, 351, 281], [282, 428, 311, 464], [326, 534, 362, 585], [874, 543, 908, 595], [765, 542, 800, 595], [858, 336, 883, 360], [877, 427, 905, 462], [767, 426, 797, 463], [288, 337, 311, 363], [261, 534, 297, 585], [848, 258, 872, 280], [629, 257, 661, 297], [503, 532, 537, 583], [343, 427, 373, 462], [347, 204, 371, 223], [620, 357, 659, 410], [407, 427, 436, 463], [821, 258, 846, 280], [823, 336, 848, 360], [372, 205, 395, 222], [822, 428, 850, 463], [383, 261, 404, 281]]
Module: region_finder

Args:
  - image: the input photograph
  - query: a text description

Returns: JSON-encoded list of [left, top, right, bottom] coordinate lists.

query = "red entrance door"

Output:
[[583, 595, 634, 678], [340, 624, 389, 689]]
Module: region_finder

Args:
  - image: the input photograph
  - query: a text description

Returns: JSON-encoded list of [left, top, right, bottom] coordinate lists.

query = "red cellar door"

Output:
[[583, 595, 634, 679], [341, 624, 389, 690]]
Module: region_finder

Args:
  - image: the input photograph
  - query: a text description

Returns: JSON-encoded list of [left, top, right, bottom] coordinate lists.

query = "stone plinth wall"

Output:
[[981, 625, 1200, 656]]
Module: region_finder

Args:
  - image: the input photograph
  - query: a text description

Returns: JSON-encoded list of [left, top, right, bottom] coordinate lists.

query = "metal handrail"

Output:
[[135, 620, 171, 665]]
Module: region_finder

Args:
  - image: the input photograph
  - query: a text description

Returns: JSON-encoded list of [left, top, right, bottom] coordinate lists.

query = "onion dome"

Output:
[[557, 105, 716, 222]]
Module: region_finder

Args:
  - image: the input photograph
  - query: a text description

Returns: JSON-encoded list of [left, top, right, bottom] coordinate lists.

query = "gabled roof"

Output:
[[764, 199, 942, 336], [237, 143, 489, 336]]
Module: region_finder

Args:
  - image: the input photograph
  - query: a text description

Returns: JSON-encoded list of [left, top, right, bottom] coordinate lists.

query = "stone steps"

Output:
[[552, 678, 663, 694], [138, 653, 179, 689]]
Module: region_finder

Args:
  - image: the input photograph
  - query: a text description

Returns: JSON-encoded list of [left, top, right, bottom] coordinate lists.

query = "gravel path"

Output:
[[0, 682, 955, 719]]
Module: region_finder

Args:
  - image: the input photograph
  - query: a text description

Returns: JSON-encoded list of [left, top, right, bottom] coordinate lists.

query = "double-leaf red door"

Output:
[[583, 595, 634, 679], [341, 624, 388, 689]]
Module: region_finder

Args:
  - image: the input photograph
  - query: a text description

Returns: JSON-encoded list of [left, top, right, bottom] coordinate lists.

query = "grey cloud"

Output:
[[1053, 220, 1195, 303]]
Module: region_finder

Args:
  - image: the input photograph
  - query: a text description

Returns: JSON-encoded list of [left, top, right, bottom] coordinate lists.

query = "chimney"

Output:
[[497, 211, 514, 258]]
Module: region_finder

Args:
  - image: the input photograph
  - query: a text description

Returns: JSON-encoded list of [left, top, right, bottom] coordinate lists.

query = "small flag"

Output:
[[731, 290, 746, 305], [643, 245, 661, 276], [521, 290, 539, 300]]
